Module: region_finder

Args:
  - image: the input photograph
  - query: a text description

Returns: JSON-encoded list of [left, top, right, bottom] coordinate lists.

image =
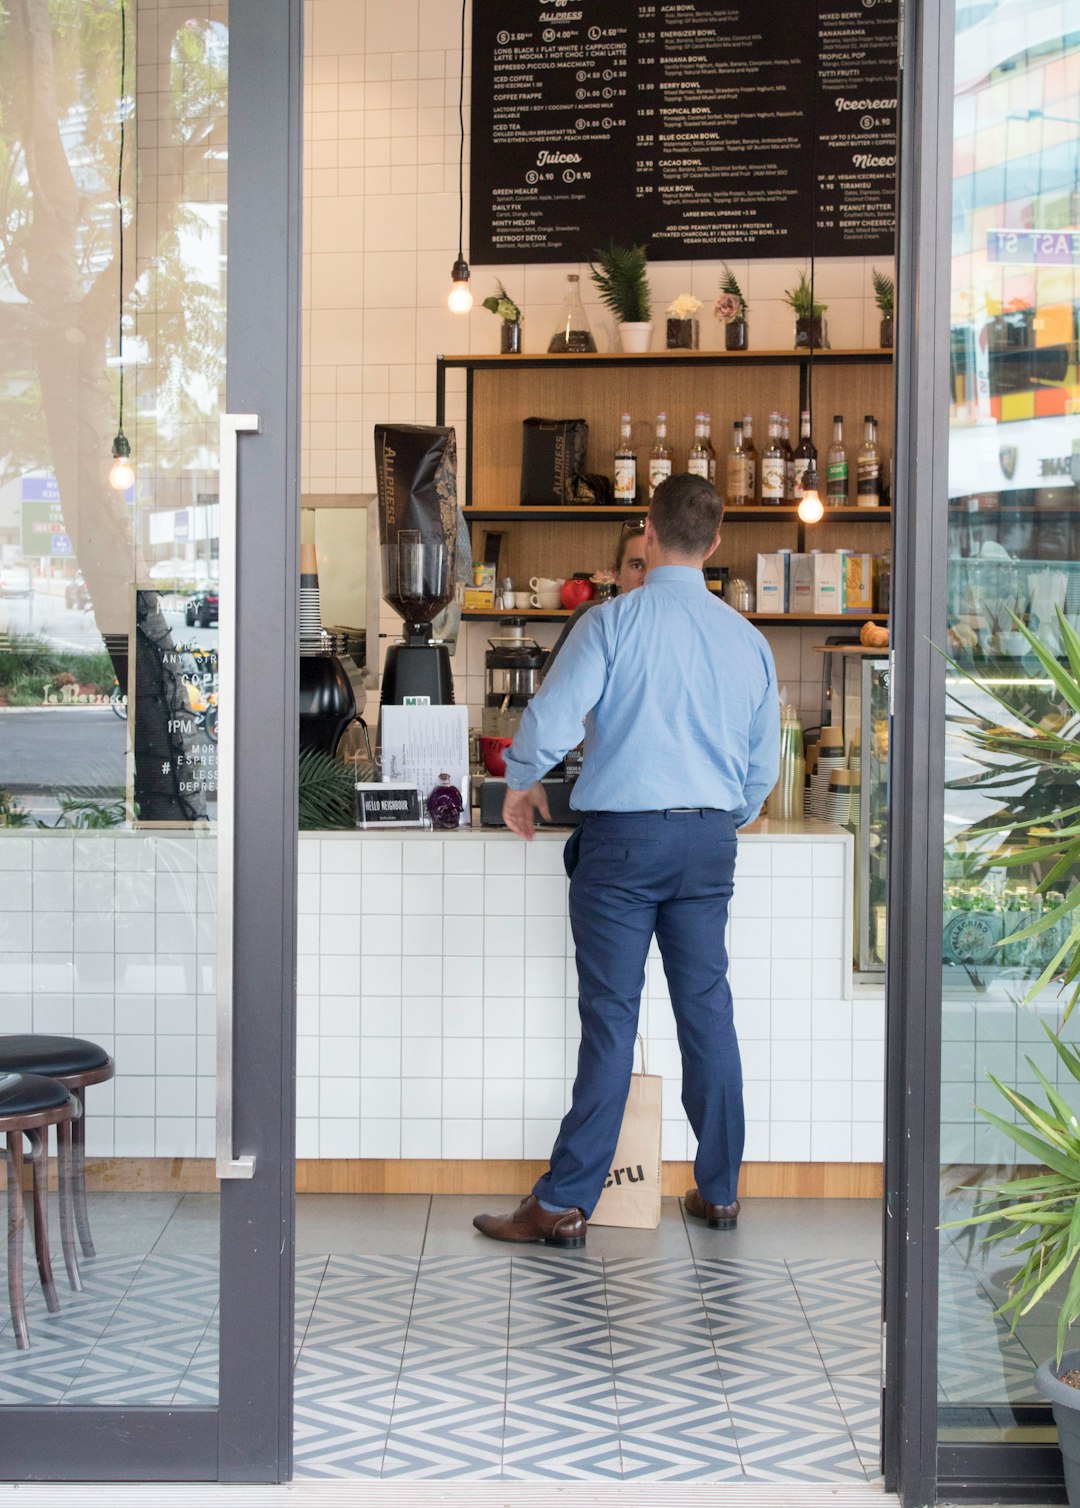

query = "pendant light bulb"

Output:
[[797, 462, 824, 524], [109, 431, 134, 492], [447, 256, 473, 314]]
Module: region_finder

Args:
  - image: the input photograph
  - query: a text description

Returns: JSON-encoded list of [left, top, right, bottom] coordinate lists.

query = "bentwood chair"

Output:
[[0, 1071, 77, 1349], [0, 1037, 115, 1259]]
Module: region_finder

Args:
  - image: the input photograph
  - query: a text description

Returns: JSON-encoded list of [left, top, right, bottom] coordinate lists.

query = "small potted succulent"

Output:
[[714, 263, 748, 350], [590, 241, 652, 351], [665, 293, 702, 350], [873, 269, 894, 349], [784, 269, 828, 349], [482, 280, 523, 353]]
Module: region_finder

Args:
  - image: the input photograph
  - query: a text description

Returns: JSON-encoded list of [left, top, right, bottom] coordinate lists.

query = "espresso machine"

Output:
[[482, 620, 546, 737], [375, 424, 459, 708]]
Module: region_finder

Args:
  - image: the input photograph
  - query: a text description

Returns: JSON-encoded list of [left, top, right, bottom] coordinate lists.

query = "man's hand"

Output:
[[503, 782, 552, 840]]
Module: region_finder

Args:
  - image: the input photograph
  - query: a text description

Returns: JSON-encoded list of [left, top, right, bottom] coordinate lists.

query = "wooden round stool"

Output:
[[0, 1072, 77, 1350], [0, 1037, 114, 1260]]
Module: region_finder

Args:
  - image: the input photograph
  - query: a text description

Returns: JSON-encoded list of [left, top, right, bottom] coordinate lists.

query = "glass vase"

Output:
[[501, 321, 522, 354], [795, 315, 827, 349], [879, 314, 894, 349], [725, 318, 748, 351], [665, 317, 698, 350]]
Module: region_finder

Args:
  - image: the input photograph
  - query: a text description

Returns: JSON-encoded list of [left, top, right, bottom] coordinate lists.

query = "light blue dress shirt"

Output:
[[504, 565, 781, 823]]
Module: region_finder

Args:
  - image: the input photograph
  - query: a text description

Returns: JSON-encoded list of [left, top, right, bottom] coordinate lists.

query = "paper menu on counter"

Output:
[[379, 705, 471, 827]]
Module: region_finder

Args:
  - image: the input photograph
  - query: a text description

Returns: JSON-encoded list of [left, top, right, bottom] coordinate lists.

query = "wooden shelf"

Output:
[[462, 608, 890, 625], [439, 349, 894, 370], [463, 505, 892, 523]]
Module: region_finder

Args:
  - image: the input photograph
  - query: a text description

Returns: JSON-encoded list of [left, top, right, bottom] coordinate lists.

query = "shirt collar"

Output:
[[644, 565, 707, 591]]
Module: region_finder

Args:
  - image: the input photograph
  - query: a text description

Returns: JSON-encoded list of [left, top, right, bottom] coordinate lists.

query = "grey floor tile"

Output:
[[297, 1194, 430, 1255], [685, 1198, 882, 1260], [152, 1192, 221, 1255]]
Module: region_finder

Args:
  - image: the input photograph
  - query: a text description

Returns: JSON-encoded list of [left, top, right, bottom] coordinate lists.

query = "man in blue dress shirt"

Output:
[[474, 474, 780, 1249]]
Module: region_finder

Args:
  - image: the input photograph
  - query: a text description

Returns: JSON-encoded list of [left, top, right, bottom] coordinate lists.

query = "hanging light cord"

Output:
[[116, 0, 127, 438], [456, 0, 466, 259]]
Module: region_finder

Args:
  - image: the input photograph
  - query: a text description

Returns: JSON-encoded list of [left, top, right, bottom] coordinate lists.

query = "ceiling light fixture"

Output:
[[108, 0, 132, 491], [447, 0, 472, 314]]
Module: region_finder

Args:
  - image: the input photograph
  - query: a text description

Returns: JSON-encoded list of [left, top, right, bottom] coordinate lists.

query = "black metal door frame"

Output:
[[883, 0, 1068, 1500], [0, 0, 301, 1480]]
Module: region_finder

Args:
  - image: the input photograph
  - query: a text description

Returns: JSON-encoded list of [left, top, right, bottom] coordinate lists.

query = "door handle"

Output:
[[216, 413, 260, 1180]]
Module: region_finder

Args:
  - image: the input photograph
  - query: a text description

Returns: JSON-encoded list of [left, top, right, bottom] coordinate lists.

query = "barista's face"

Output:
[[617, 538, 648, 594]]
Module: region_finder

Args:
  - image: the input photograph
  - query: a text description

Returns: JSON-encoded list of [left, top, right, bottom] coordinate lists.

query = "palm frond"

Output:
[[298, 747, 356, 831], [872, 268, 894, 314], [589, 242, 651, 323]]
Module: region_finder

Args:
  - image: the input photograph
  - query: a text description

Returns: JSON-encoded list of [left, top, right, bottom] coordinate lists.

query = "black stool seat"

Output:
[[0, 1072, 71, 1119], [0, 1037, 111, 1077]]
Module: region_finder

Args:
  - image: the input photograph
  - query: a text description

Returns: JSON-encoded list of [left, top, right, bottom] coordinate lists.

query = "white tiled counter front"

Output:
[[296, 819, 884, 1165], [0, 822, 885, 1164]]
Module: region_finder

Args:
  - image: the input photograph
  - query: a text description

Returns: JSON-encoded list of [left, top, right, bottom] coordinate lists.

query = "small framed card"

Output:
[[355, 782, 425, 828]]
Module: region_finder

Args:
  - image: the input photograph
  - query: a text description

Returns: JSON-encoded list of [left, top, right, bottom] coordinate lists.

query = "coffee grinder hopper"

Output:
[[374, 423, 459, 706]]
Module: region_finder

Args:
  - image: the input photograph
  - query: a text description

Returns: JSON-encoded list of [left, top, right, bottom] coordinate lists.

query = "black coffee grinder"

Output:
[[375, 424, 459, 708]]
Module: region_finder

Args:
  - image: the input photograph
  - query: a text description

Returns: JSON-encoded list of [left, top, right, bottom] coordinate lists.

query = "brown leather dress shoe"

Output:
[[473, 1194, 587, 1248], [684, 1187, 740, 1230]]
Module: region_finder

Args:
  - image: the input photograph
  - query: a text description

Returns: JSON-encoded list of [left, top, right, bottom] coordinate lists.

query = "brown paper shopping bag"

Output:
[[589, 1036, 662, 1229]]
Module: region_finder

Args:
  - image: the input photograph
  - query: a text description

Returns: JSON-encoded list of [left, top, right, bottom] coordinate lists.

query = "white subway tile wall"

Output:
[[302, 0, 893, 737], [0, 829, 892, 1165]]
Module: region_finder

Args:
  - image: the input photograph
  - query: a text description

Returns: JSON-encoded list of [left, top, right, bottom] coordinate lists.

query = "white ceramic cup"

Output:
[[531, 591, 563, 610], [510, 591, 532, 608], [529, 576, 562, 592]]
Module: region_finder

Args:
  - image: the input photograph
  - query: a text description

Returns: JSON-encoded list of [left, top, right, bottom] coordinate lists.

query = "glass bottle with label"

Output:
[[792, 410, 817, 501], [760, 414, 786, 504], [780, 415, 795, 500], [742, 413, 757, 501], [614, 412, 637, 503], [726, 420, 752, 507], [857, 414, 883, 507], [547, 273, 597, 353], [649, 412, 673, 498], [827, 414, 849, 506], [688, 413, 710, 479], [702, 413, 717, 487]]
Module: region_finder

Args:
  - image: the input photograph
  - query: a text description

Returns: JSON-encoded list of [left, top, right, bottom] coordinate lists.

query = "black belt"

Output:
[[586, 808, 725, 817]]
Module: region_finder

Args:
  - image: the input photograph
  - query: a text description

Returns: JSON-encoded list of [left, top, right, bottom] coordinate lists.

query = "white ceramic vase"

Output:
[[618, 321, 653, 353]]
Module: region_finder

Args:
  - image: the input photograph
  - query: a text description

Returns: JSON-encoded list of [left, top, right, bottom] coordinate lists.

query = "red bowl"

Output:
[[480, 735, 513, 777]]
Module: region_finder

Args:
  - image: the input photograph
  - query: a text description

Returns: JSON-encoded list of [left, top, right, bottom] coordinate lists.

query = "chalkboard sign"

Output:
[[470, 0, 897, 264]]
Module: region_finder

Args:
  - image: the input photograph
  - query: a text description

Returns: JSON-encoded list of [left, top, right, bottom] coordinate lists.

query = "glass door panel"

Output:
[[937, 0, 1080, 1445]]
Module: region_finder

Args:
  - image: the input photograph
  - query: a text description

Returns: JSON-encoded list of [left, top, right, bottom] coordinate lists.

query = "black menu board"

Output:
[[470, 0, 897, 263]]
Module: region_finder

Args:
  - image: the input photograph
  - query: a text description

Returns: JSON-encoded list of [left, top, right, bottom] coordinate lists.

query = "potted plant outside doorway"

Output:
[[945, 606, 1080, 1503]]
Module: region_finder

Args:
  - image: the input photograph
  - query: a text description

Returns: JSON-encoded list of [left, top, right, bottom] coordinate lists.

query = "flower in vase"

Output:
[[713, 262, 747, 323], [666, 293, 702, 319]]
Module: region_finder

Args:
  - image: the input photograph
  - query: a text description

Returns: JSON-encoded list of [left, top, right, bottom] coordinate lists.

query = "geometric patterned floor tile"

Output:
[[0, 1237, 883, 1483], [291, 1251, 881, 1482]]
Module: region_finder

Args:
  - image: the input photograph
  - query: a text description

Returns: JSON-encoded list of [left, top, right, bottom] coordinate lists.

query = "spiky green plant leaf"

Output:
[[589, 242, 651, 324], [298, 747, 356, 831]]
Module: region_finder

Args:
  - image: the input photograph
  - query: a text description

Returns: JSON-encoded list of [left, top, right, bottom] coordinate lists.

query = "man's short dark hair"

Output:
[[649, 473, 724, 557]]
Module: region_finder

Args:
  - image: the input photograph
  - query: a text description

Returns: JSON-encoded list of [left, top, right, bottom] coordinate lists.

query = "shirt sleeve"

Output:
[[503, 607, 611, 790], [732, 656, 781, 827]]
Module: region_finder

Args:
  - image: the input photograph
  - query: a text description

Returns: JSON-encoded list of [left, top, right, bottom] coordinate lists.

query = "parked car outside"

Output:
[[184, 588, 219, 627], [0, 565, 31, 598]]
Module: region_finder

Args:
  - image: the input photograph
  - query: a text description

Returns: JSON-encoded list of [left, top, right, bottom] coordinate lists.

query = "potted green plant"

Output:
[[873, 269, 894, 349], [944, 606, 1080, 1502], [783, 269, 828, 349], [589, 242, 652, 352], [482, 280, 523, 354], [714, 263, 748, 350]]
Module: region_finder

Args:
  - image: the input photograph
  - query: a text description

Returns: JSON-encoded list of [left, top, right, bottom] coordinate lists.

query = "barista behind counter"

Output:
[[542, 525, 647, 679]]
